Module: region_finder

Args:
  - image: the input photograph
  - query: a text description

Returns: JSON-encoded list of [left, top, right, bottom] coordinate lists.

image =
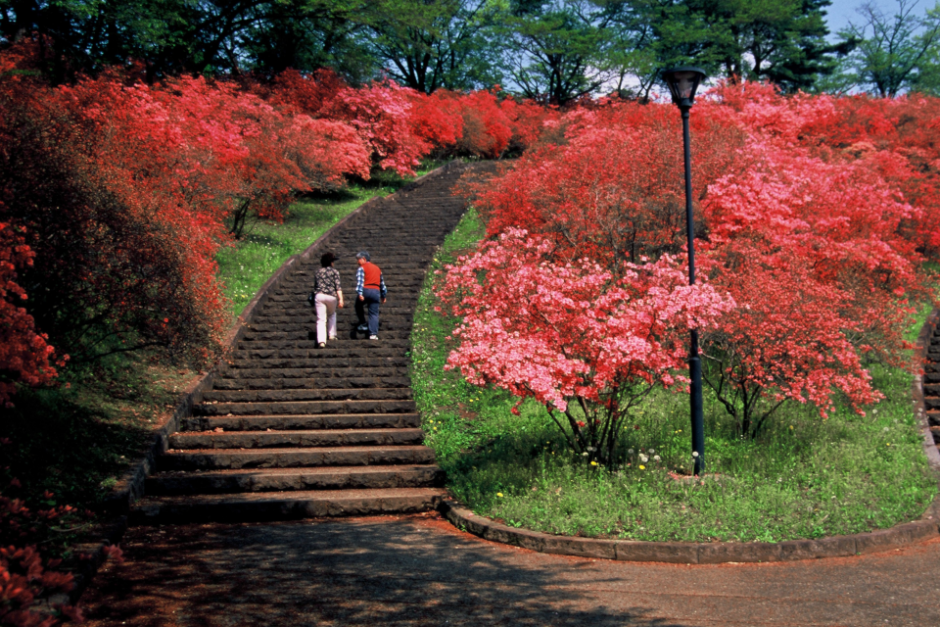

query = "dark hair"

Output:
[[320, 252, 336, 268], [356, 251, 370, 261]]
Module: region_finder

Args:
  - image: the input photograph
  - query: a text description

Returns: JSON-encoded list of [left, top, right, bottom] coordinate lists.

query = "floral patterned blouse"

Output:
[[314, 267, 341, 296]]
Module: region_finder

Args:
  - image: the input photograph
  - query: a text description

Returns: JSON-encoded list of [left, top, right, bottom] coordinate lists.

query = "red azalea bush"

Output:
[[0, 40, 558, 402], [0, 220, 61, 407], [0, 480, 92, 626], [453, 83, 936, 439], [437, 229, 733, 463], [452, 90, 513, 159], [0, 73, 229, 363], [406, 90, 465, 153], [499, 96, 560, 155], [321, 80, 430, 176]]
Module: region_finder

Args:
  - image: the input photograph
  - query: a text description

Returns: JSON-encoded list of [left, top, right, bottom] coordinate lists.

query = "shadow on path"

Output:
[[80, 515, 940, 627], [80, 515, 688, 627]]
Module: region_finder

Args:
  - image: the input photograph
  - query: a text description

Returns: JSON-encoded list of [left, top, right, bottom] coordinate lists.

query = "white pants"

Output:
[[314, 293, 338, 343]]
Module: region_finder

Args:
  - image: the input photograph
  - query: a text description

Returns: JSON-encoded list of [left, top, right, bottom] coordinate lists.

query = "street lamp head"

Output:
[[661, 67, 707, 108]]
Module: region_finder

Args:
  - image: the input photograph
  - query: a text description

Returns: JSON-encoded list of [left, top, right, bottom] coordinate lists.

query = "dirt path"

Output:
[[80, 513, 940, 627]]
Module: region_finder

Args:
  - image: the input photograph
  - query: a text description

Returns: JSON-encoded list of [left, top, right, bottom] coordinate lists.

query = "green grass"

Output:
[[412, 209, 939, 542]]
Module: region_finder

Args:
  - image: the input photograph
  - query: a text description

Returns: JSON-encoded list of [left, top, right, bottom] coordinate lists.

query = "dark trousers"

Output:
[[356, 288, 381, 335]]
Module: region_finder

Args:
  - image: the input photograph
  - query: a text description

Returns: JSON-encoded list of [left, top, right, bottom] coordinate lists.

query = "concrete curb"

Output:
[[438, 308, 940, 564], [70, 160, 477, 601], [913, 307, 940, 474], [439, 498, 940, 564]]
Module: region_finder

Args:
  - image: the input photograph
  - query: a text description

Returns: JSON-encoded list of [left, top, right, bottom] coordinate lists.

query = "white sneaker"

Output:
[[328, 335, 337, 340], [369, 335, 379, 340]]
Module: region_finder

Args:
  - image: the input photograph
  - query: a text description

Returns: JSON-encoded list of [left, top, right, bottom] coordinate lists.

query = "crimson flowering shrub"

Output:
[[499, 97, 560, 155], [0, 220, 61, 406], [265, 68, 347, 115], [0, 40, 556, 401], [437, 229, 733, 464], [0, 73, 229, 363], [453, 84, 935, 439], [0, 442, 92, 626], [320, 80, 432, 176], [405, 90, 465, 153], [451, 90, 512, 159], [472, 102, 746, 266]]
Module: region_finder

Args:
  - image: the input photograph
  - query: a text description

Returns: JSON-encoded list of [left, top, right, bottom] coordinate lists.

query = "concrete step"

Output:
[[232, 338, 412, 349], [209, 377, 411, 391], [229, 347, 408, 360], [223, 356, 410, 370], [168, 428, 425, 450], [193, 398, 417, 416], [158, 445, 436, 471], [181, 412, 421, 432], [240, 330, 413, 342], [216, 366, 406, 381], [130, 487, 446, 525], [201, 387, 412, 403], [145, 465, 443, 495]]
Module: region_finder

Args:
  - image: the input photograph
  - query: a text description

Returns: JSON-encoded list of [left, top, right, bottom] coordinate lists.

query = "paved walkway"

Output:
[[80, 514, 940, 626]]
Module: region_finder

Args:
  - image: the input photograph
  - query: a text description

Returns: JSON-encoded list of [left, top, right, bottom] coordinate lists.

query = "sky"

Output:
[[826, 0, 928, 36]]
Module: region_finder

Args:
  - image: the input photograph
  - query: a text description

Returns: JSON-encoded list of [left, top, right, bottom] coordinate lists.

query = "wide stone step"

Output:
[[230, 347, 408, 360], [248, 313, 419, 327], [240, 330, 413, 342], [168, 428, 425, 450], [275, 279, 424, 289], [233, 338, 412, 349], [209, 377, 411, 391], [241, 323, 415, 336], [222, 358, 411, 372], [253, 307, 420, 319], [158, 445, 436, 471], [194, 398, 416, 416], [926, 397, 940, 410], [130, 487, 446, 525], [224, 356, 410, 369], [202, 387, 411, 403], [145, 465, 443, 495], [928, 411, 940, 427], [215, 366, 406, 382], [181, 412, 421, 432]]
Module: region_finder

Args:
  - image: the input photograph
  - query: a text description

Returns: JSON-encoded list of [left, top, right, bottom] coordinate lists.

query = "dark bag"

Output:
[[307, 292, 315, 305]]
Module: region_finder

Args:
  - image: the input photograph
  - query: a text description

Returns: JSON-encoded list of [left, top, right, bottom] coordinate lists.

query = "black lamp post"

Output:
[[661, 66, 707, 476]]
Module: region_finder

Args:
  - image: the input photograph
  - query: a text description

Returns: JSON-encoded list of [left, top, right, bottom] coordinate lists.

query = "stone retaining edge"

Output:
[[438, 307, 940, 564], [913, 307, 940, 474], [71, 160, 477, 602]]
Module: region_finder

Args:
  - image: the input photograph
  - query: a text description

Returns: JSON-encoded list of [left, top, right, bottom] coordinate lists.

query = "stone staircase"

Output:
[[927, 318, 940, 456], [130, 162, 492, 524]]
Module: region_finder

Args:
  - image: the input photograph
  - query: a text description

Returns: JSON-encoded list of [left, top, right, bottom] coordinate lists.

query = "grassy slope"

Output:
[[412, 209, 938, 543]]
